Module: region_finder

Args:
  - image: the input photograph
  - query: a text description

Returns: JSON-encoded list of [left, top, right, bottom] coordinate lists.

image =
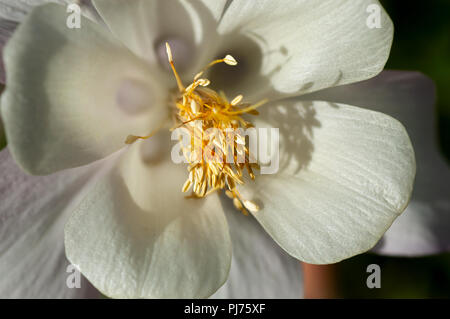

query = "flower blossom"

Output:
[[0, 0, 422, 298]]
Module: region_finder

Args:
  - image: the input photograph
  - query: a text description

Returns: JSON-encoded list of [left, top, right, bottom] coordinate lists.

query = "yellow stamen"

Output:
[[225, 99, 269, 115], [194, 54, 238, 81], [230, 94, 243, 106], [127, 43, 264, 214], [223, 55, 238, 66], [196, 78, 211, 87], [190, 100, 200, 114], [243, 200, 259, 213], [125, 121, 166, 144], [166, 42, 185, 92]]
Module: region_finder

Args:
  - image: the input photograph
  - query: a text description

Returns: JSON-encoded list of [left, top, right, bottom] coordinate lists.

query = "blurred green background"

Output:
[[337, 0, 450, 298], [0, 0, 449, 299]]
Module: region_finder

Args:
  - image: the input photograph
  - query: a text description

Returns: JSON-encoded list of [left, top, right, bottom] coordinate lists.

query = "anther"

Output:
[[197, 79, 210, 87], [165, 42, 185, 92], [165, 42, 173, 62], [243, 200, 259, 213], [231, 94, 243, 106], [224, 55, 238, 66], [233, 197, 243, 210], [191, 100, 200, 114]]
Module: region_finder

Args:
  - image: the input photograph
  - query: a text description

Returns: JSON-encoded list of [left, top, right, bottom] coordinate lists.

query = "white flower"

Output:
[[0, 0, 417, 298]]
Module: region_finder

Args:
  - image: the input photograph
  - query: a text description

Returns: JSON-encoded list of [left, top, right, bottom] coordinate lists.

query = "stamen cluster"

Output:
[[126, 43, 265, 214], [175, 82, 263, 214]]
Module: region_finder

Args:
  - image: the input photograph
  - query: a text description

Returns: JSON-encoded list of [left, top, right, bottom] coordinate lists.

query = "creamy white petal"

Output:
[[65, 134, 231, 298], [211, 195, 303, 299], [0, 18, 15, 83], [0, 1, 99, 22], [1, 3, 167, 175], [0, 1, 44, 84], [373, 201, 450, 256], [304, 71, 450, 255], [0, 1, 65, 22], [214, 0, 393, 100], [0, 1, 101, 82], [93, 0, 228, 83], [238, 100, 415, 264], [0, 148, 110, 298]]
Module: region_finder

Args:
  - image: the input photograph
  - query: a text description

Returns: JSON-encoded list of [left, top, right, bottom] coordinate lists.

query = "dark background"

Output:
[[337, 0, 450, 298]]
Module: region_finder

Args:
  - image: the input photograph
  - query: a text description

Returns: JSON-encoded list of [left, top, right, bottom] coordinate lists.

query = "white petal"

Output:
[[305, 71, 450, 256], [1, 4, 167, 175], [238, 100, 415, 264], [0, 18, 15, 83], [215, 0, 393, 99], [211, 196, 303, 299], [93, 0, 230, 83], [65, 133, 232, 298], [0, 1, 61, 22], [0, 148, 110, 298], [373, 201, 450, 256], [0, 1, 101, 83], [0, 1, 99, 22]]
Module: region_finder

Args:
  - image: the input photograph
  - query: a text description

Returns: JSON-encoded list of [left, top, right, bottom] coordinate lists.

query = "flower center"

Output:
[[127, 43, 265, 215]]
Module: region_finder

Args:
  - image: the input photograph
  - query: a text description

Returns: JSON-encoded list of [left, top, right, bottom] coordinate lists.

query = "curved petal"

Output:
[[238, 100, 415, 264], [1, 3, 167, 175], [0, 1, 101, 83], [0, 148, 108, 298], [0, 1, 98, 22], [0, 18, 15, 83], [212, 195, 303, 299], [65, 133, 232, 298], [93, 0, 228, 82], [373, 201, 450, 256], [304, 71, 450, 255], [214, 0, 393, 100]]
